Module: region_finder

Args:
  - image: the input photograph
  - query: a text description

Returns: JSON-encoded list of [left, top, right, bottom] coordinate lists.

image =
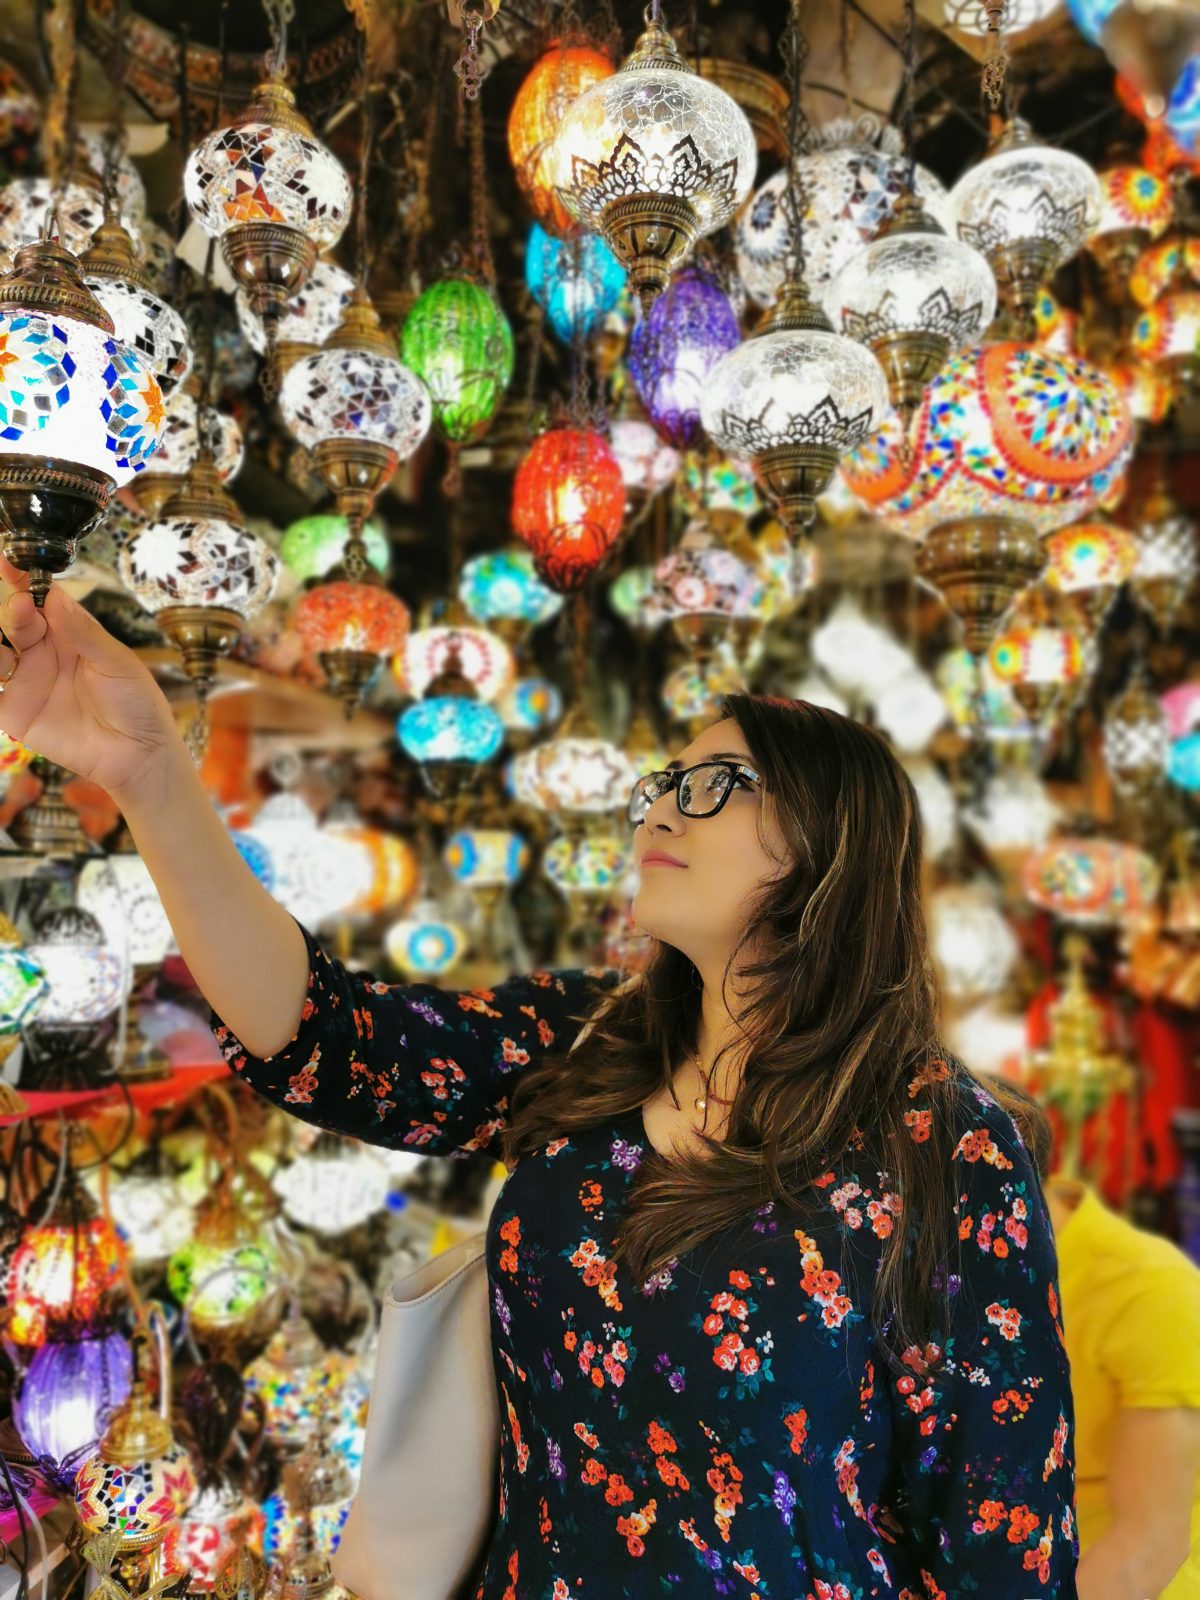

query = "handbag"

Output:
[[331, 1229, 501, 1600]]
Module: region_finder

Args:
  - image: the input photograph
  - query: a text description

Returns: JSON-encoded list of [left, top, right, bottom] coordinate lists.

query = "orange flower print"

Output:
[[795, 1230, 855, 1331], [545, 1138, 570, 1158], [783, 1407, 809, 1455], [579, 1180, 603, 1213], [904, 1107, 933, 1143], [552, 1582, 570, 1600], [567, 1238, 623, 1311], [458, 991, 502, 1018], [954, 1127, 1015, 1169], [986, 1301, 1024, 1341], [538, 1018, 555, 1048], [1023, 1517, 1055, 1584], [1007, 1504, 1040, 1544], [501, 1382, 530, 1475], [573, 1422, 598, 1449], [501, 1547, 518, 1600], [1043, 1411, 1069, 1481], [501, 1037, 530, 1067], [604, 1473, 635, 1507], [284, 1058, 320, 1105], [907, 1057, 951, 1097], [615, 1498, 657, 1556], [834, 1438, 866, 1521]]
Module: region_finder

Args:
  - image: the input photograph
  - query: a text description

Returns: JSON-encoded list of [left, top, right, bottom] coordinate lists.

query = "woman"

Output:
[[0, 576, 1078, 1599]]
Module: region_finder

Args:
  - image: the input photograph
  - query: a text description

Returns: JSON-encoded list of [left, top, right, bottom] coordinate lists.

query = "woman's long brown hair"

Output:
[[501, 694, 1049, 1374]]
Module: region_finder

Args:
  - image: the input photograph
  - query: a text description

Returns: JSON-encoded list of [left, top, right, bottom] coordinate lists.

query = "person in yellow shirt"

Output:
[[1039, 1159, 1200, 1600]]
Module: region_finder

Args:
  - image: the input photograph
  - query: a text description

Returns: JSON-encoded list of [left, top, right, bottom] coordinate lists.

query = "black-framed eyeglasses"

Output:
[[628, 761, 761, 826]]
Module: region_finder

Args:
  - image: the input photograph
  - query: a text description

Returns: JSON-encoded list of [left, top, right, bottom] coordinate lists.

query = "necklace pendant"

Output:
[[694, 1095, 707, 1111]]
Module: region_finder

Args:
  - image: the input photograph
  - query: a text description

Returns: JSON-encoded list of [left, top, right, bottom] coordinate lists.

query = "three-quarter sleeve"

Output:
[[208, 917, 619, 1158], [877, 1082, 1079, 1597]]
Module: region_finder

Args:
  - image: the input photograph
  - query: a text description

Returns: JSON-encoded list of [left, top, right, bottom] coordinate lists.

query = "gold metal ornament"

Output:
[[915, 516, 1045, 656]]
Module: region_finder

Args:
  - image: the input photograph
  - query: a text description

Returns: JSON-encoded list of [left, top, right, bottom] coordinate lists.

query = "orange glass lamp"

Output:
[[507, 44, 614, 238], [5, 1180, 122, 1347], [512, 427, 625, 592], [293, 577, 411, 718]]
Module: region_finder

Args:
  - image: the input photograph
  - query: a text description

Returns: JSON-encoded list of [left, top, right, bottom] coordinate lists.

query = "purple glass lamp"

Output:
[[628, 267, 740, 450], [14, 1330, 133, 1489]]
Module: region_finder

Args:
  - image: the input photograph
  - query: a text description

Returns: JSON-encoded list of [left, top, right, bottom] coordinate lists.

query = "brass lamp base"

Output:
[[916, 516, 1044, 656], [221, 224, 318, 326], [600, 193, 700, 311], [752, 441, 841, 539], [0, 457, 115, 607], [156, 605, 244, 692], [312, 438, 399, 532], [131, 473, 180, 519], [987, 238, 1060, 342], [873, 330, 951, 427], [421, 759, 481, 802], [317, 649, 379, 718], [1011, 680, 1064, 725], [10, 759, 90, 856], [670, 613, 734, 658], [1163, 350, 1200, 413]]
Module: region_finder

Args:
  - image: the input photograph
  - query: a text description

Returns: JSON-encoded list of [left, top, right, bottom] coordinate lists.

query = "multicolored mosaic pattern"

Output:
[[843, 342, 1133, 539], [185, 120, 351, 250], [119, 517, 278, 617], [75, 1443, 196, 1549]]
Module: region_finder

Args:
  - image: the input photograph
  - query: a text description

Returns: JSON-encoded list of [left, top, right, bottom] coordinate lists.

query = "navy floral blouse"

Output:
[[210, 924, 1079, 1600]]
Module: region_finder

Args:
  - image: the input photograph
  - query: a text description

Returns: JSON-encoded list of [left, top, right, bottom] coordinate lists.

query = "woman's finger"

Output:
[[0, 590, 47, 655], [0, 551, 31, 593]]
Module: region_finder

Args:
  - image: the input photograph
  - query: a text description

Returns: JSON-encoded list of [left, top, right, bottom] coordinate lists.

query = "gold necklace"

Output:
[[693, 1052, 720, 1113]]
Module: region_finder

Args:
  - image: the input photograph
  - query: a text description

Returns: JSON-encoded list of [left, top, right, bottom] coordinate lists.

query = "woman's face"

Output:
[[630, 718, 791, 972]]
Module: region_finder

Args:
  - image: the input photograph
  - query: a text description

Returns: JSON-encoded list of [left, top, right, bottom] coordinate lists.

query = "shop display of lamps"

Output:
[[525, 223, 626, 345], [550, 10, 757, 307], [949, 119, 1102, 337], [5, 1177, 122, 1347], [1030, 934, 1133, 1182], [184, 70, 352, 358], [1086, 164, 1173, 299], [1103, 665, 1170, 797], [0, 225, 166, 604], [272, 1139, 390, 1237], [131, 385, 244, 519], [81, 208, 192, 404], [167, 1187, 279, 1340], [118, 442, 279, 733], [384, 898, 469, 980], [281, 514, 388, 584], [735, 125, 952, 310], [280, 288, 430, 582]]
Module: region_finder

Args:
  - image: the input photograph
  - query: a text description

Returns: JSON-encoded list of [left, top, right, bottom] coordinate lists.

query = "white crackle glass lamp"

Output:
[[949, 118, 1102, 337], [825, 192, 996, 425], [184, 71, 351, 359], [0, 228, 166, 604], [549, 9, 756, 308]]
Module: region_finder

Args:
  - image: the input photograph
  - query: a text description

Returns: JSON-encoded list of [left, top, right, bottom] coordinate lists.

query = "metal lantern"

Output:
[[81, 211, 192, 403], [1103, 666, 1170, 797], [293, 581, 411, 718], [1087, 164, 1173, 298], [132, 385, 243, 519], [550, 14, 756, 307], [628, 265, 740, 449], [399, 278, 513, 446], [14, 1331, 133, 1490]]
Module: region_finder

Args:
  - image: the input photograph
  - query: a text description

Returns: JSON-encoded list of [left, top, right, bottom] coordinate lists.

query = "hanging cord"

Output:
[[839, 0, 855, 122], [101, 0, 127, 221], [780, 0, 811, 286]]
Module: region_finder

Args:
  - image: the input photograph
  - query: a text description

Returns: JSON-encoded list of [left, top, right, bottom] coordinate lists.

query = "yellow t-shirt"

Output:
[[1054, 1180, 1200, 1599]]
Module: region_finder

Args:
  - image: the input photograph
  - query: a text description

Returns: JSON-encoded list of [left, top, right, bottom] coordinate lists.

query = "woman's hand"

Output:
[[0, 557, 179, 802]]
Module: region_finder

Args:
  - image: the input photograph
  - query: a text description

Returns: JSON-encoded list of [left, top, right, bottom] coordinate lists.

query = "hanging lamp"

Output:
[[118, 443, 279, 754], [183, 2, 351, 372], [550, 4, 757, 307], [949, 118, 1102, 338], [825, 0, 996, 424], [0, 222, 165, 605], [701, 5, 888, 539]]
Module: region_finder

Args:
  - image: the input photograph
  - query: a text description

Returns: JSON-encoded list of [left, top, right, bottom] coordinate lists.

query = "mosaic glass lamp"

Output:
[[628, 265, 740, 449], [131, 385, 243, 519], [81, 210, 192, 403], [384, 900, 469, 979], [0, 229, 166, 603], [512, 426, 626, 591], [281, 514, 388, 583], [14, 1330, 133, 1490], [508, 45, 615, 238], [525, 223, 625, 344], [184, 74, 351, 347]]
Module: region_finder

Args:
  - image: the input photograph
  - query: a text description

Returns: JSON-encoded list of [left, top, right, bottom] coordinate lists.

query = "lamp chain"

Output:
[[355, 18, 373, 291], [454, 0, 490, 101], [101, 0, 128, 220], [261, 0, 295, 80], [981, 0, 1009, 110], [780, 0, 810, 286], [468, 93, 497, 289]]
